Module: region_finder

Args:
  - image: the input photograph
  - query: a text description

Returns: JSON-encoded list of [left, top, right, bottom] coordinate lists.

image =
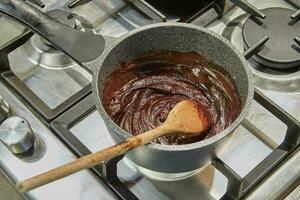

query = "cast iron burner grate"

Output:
[[242, 7, 300, 69]]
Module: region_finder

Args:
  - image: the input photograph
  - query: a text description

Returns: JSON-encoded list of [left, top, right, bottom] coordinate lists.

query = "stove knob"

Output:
[[0, 117, 35, 154], [0, 96, 9, 123]]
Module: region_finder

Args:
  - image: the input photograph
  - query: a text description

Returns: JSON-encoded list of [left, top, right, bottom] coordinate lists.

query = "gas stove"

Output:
[[0, 0, 299, 200]]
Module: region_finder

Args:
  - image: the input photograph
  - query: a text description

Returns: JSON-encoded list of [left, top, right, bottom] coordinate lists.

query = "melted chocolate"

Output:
[[102, 51, 241, 145]]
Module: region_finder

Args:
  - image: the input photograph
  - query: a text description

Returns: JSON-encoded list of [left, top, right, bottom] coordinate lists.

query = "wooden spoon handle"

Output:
[[17, 125, 170, 192]]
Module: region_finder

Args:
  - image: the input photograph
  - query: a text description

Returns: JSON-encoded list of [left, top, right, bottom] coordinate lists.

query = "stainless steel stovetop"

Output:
[[0, 0, 299, 200]]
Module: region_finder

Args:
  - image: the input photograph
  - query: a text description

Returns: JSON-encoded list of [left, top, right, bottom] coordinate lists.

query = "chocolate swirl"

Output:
[[102, 51, 241, 145]]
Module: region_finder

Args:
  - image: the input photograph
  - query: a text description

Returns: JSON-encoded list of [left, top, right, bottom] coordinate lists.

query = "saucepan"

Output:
[[0, 0, 253, 177]]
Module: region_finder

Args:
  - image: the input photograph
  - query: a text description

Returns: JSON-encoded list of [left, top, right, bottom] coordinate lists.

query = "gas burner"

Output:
[[26, 9, 76, 69], [14, 9, 94, 70], [24, 35, 74, 69], [242, 7, 300, 69], [220, 6, 300, 93]]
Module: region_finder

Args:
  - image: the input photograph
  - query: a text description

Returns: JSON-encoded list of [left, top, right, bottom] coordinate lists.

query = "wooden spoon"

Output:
[[17, 100, 209, 192]]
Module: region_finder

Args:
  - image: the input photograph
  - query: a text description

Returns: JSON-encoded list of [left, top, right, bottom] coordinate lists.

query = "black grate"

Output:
[[213, 90, 300, 199]]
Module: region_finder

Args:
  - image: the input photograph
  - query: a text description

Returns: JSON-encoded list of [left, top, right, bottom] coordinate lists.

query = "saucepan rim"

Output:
[[93, 22, 254, 151]]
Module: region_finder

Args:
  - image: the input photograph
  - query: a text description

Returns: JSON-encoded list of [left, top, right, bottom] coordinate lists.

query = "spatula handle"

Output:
[[17, 125, 169, 192]]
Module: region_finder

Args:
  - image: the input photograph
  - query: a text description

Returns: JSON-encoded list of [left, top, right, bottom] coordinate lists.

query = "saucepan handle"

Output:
[[0, 0, 105, 64]]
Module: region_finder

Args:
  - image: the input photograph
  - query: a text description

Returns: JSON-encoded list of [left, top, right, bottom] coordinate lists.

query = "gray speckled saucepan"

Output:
[[91, 23, 254, 175], [0, 0, 254, 175]]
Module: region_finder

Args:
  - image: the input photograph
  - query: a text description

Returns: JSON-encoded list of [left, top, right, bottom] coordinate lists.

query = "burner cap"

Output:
[[242, 8, 300, 69]]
